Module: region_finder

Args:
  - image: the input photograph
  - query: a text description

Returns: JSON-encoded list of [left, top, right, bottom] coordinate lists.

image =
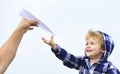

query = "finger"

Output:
[[41, 37, 46, 43], [41, 37, 49, 44], [50, 35, 54, 45], [26, 19, 38, 26], [51, 35, 54, 41], [27, 27, 34, 30], [30, 21, 38, 26]]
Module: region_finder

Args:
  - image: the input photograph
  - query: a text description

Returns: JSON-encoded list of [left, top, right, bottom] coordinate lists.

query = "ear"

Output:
[[102, 49, 105, 53]]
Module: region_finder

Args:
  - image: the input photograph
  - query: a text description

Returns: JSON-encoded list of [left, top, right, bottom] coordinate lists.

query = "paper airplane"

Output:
[[19, 8, 55, 35]]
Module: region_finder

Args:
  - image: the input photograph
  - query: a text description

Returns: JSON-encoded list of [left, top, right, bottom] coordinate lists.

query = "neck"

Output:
[[90, 57, 101, 65], [90, 59, 100, 64]]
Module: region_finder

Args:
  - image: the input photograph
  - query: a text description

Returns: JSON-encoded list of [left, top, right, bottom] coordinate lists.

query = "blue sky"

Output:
[[0, 0, 120, 74]]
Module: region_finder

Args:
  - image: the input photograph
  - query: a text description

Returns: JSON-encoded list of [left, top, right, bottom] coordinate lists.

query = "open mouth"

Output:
[[86, 50, 93, 52]]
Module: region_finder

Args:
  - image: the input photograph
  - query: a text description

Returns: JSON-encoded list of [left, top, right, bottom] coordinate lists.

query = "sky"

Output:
[[0, 0, 120, 74]]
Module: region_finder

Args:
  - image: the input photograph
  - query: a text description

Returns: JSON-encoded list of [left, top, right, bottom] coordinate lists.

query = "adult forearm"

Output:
[[0, 28, 25, 73], [0, 18, 38, 73]]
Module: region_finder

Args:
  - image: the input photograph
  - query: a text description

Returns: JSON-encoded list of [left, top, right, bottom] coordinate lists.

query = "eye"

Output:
[[86, 43, 88, 45], [90, 42, 94, 45]]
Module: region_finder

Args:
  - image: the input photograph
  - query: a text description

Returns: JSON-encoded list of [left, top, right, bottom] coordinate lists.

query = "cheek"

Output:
[[94, 44, 101, 49], [91, 45, 98, 50], [95, 48, 104, 54], [92, 46, 102, 52]]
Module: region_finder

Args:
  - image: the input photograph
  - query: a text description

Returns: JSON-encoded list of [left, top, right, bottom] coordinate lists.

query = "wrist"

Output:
[[15, 27, 26, 35], [51, 44, 57, 51]]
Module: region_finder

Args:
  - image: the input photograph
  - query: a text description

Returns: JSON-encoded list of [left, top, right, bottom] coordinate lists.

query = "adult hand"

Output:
[[17, 18, 38, 33]]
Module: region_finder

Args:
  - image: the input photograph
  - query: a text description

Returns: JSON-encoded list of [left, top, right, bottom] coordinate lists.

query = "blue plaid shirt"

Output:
[[51, 32, 120, 74]]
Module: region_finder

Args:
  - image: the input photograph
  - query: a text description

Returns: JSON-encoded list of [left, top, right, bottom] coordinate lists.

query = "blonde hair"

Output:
[[85, 29, 104, 49]]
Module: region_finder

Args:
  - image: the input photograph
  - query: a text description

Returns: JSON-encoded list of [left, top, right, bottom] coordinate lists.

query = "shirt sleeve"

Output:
[[51, 44, 83, 70], [107, 62, 120, 74]]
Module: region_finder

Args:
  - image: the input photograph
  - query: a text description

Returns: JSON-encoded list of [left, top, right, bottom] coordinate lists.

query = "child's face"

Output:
[[85, 37, 104, 59]]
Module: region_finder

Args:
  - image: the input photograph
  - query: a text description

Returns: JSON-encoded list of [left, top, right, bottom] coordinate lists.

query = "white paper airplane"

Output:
[[19, 8, 55, 35]]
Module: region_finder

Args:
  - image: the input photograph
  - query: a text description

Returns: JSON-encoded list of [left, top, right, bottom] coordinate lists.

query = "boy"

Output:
[[42, 30, 120, 74]]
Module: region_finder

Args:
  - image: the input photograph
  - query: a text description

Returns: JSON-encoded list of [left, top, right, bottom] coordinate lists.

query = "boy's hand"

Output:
[[42, 35, 57, 51]]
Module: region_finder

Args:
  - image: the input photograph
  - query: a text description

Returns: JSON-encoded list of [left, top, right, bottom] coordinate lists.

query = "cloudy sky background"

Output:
[[0, 0, 120, 74]]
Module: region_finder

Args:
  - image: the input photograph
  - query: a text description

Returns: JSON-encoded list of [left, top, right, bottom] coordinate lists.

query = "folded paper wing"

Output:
[[19, 9, 55, 35]]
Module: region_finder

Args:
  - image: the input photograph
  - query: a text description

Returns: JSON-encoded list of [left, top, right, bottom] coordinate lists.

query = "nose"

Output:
[[86, 44, 90, 48]]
